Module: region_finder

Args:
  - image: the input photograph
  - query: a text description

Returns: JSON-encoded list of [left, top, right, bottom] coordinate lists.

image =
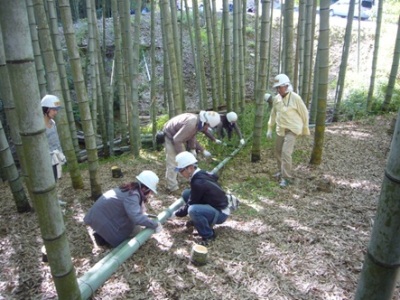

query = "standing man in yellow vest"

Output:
[[266, 74, 310, 188]]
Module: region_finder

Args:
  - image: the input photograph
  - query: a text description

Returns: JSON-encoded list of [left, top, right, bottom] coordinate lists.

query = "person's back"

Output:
[[84, 188, 140, 247], [163, 113, 199, 152], [190, 170, 228, 211]]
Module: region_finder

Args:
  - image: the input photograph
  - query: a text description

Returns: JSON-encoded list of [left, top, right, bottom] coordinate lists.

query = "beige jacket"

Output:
[[268, 92, 310, 137]]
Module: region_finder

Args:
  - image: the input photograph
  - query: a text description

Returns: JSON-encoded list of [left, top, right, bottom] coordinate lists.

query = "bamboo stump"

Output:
[[111, 166, 123, 178], [190, 244, 208, 266]]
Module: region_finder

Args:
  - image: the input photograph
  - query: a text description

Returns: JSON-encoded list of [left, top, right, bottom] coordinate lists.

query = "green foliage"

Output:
[[230, 177, 278, 201], [199, 27, 208, 43], [337, 83, 400, 121], [382, 1, 400, 24], [245, 26, 255, 38], [337, 89, 368, 121], [373, 83, 400, 113], [247, 41, 256, 49], [74, 19, 88, 45], [141, 114, 169, 134], [177, 10, 192, 25]]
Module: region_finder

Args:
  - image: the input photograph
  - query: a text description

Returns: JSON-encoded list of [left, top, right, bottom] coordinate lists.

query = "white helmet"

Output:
[[273, 74, 290, 88], [41, 94, 62, 110], [136, 170, 159, 194], [199, 111, 221, 128], [226, 112, 238, 123], [175, 151, 198, 171]]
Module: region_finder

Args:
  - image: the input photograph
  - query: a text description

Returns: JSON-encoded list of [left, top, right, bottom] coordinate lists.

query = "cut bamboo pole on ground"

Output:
[[211, 135, 252, 174]]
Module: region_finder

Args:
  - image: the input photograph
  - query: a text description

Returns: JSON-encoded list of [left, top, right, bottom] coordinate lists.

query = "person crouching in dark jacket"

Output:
[[173, 151, 230, 245]]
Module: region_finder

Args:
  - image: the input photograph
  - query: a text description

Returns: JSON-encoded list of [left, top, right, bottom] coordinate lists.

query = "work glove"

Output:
[[240, 139, 245, 145], [266, 131, 273, 139], [215, 139, 222, 144], [155, 222, 163, 233], [174, 205, 189, 217], [203, 150, 212, 157], [190, 149, 197, 157]]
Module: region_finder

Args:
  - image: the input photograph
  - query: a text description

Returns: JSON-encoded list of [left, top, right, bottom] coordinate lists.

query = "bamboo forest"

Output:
[[0, 0, 399, 299]]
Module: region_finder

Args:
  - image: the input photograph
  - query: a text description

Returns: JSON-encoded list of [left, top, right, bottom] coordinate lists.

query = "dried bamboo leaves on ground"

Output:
[[0, 114, 399, 299]]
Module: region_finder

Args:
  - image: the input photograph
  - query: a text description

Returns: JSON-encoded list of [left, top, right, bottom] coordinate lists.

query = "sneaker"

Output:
[[58, 199, 67, 206], [272, 172, 281, 178], [279, 179, 289, 188], [198, 230, 216, 246], [185, 220, 194, 228], [198, 236, 215, 246], [167, 187, 181, 195], [93, 232, 111, 247]]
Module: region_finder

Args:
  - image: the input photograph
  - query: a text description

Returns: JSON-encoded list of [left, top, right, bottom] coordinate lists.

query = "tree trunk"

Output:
[[47, 0, 81, 155], [239, 0, 246, 112], [301, 0, 313, 105], [191, 0, 208, 109], [381, 14, 400, 112], [184, 0, 202, 110], [160, 2, 175, 117], [366, 0, 383, 112], [232, 0, 240, 112], [332, 0, 356, 122], [0, 2, 81, 298], [295, 0, 306, 94], [169, 0, 185, 110], [150, 0, 157, 150], [131, 0, 143, 156], [58, 0, 102, 199], [26, 0, 47, 97], [309, 0, 329, 166], [0, 118, 31, 213], [0, 24, 34, 206], [211, 0, 223, 104], [251, 0, 270, 162], [204, 0, 218, 110], [355, 109, 400, 299], [253, 0, 260, 93], [223, 0, 233, 111], [116, 0, 129, 146], [283, 0, 294, 79], [0, 27, 32, 213]]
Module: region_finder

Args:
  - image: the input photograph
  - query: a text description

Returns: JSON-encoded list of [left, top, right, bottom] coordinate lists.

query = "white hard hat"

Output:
[[41, 94, 62, 110], [226, 112, 238, 123], [199, 111, 221, 128], [136, 170, 159, 194], [175, 151, 198, 171], [273, 74, 290, 88], [264, 93, 271, 101]]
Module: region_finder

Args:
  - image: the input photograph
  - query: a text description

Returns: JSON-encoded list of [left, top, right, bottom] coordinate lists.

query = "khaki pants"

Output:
[[275, 131, 297, 179], [165, 138, 179, 191]]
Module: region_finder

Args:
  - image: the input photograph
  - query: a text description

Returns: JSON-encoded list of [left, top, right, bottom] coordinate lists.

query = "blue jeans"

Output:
[[182, 189, 229, 239]]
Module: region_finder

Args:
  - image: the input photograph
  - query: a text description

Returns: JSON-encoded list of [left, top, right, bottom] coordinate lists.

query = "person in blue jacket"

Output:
[[84, 170, 162, 247], [173, 151, 230, 245]]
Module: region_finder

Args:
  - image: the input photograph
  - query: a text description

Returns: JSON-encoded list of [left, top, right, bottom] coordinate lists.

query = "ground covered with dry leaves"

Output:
[[0, 113, 399, 299]]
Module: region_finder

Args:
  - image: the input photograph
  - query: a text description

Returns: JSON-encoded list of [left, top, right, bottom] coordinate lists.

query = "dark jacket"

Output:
[[189, 170, 228, 210], [216, 115, 243, 140]]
